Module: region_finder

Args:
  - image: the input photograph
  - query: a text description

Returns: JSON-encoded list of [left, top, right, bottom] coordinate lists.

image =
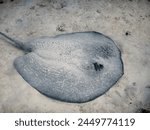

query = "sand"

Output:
[[0, 0, 150, 112]]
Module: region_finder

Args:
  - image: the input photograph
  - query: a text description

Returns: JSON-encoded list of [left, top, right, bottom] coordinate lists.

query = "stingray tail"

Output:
[[0, 32, 25, 51]]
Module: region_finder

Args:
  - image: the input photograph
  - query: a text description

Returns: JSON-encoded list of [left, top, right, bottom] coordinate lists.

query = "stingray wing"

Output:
[[14, 52, 96, 102]]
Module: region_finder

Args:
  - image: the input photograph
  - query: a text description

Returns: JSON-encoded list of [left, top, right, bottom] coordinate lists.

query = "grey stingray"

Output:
[[0, 31, 123, 103]]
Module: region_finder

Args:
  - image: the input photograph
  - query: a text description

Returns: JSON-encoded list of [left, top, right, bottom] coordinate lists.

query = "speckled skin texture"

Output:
[[9, 32, 123, 103]]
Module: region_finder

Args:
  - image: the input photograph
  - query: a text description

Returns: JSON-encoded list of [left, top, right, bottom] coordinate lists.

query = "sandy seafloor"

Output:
[[0, 0, 150, 112]]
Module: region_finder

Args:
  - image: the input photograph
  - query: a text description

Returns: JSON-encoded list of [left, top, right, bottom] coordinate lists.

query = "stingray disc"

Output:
[[14, 31, 123, 103]]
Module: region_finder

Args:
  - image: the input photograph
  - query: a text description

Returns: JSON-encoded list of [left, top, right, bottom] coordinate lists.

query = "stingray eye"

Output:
[[93, 62, 103, 71], [27, 47, 32, 52]]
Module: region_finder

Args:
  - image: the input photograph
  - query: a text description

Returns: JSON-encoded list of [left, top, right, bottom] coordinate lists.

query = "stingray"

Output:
[[0, 31, 123, 103]]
